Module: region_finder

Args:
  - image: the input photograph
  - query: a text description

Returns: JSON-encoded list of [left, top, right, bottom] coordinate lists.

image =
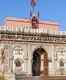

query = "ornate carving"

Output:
[[0, 31, 66, 44], [14, 58, 24, 67]]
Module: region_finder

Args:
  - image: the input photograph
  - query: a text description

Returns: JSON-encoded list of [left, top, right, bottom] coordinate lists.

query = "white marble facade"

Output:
[[0, 41, 66, 76]]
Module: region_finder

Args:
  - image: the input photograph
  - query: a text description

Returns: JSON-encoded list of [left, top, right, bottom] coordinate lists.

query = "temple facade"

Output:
[[0, 17, 66, 80]]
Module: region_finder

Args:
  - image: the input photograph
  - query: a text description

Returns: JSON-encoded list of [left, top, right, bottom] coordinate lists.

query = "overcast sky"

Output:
[[0, 0, 66, 30]]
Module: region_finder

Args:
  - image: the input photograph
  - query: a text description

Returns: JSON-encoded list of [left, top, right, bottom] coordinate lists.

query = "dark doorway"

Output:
[[32, 50, 40, 76], [32, 48, 48, 76]]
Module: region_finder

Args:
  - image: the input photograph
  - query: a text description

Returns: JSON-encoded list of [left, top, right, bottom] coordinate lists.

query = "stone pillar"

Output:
[[27, 43, 32, 75], [44, 54, 48, 80]]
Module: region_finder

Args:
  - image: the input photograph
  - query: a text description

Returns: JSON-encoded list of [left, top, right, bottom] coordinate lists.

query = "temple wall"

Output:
[[0, 41, 66, 76]]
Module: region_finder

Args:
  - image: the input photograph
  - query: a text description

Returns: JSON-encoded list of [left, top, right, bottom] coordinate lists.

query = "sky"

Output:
[[0, 0, 66, 31]]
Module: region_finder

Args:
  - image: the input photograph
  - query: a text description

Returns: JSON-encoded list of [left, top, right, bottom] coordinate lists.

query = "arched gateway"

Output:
[[32, 47, 48, 79]]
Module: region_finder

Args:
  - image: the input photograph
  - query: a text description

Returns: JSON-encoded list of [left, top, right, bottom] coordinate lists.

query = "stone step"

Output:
[[15, 74, 42, 80], [15, 74, 66, 80], [48, 76, 66, 80], [32, 76, 41, 80]]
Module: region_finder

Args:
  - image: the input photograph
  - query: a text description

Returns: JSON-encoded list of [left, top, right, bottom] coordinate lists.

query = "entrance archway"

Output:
[[32, 47, 48, 77]]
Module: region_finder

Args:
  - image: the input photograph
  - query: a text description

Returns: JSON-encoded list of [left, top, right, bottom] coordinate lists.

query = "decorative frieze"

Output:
[[0, 31, 66, 43]]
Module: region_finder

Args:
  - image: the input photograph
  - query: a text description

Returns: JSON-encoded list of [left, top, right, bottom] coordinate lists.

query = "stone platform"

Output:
[[15, 74, 66, 80]]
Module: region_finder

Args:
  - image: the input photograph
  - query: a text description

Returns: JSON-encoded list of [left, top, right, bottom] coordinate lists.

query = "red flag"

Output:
[[31, 0, 37, 6]]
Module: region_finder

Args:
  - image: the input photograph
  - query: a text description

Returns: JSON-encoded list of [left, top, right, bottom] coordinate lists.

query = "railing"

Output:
[[0, 26, 66, 36]]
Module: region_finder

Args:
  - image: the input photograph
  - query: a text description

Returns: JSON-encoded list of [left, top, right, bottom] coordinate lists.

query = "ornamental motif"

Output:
[[1, 32, 66, 43], [14, 58, 24, 67]]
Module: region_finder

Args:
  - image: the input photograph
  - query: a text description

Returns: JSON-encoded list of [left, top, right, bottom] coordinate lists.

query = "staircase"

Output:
[[15, 74, 28, 80]]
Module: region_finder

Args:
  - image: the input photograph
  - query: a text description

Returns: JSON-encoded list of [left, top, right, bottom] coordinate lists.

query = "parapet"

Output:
[[5, 17, 59, 32], [0, 25, 66, 36]]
